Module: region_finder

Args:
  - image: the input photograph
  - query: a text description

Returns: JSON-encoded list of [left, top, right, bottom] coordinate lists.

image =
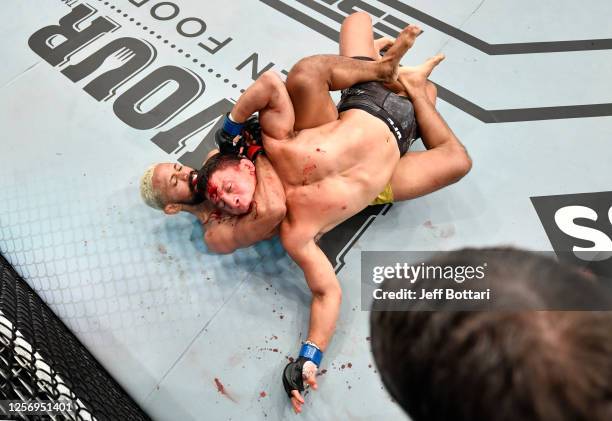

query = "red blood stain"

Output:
[[272, 348, 278, 352], [272, 335, 278, 340], [341, 206, 347, 210], [207, 182, 219, 200], [214, 378, 238, 403], [214, 377, 224, 393], [368, 364, 372, 368], [341, 364, 346, 369], [260, 391, 267, 398], [288, 356, 294, 362], [347, 362, 352, 368], [316, 369, 327, 377], [303, 164, 317, 175]]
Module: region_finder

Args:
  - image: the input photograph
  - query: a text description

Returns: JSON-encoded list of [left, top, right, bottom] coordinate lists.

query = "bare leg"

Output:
[[335, 15, 466, 200], [338, 12, 417, 99], [335, 15, 465, 200], [286, 20, 421, 130], [339, 11, 379, 59], [389, 55, 472, 201]]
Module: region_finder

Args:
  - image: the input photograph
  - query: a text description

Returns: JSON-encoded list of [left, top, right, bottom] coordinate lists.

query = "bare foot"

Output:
[[373, 36, 394, 58], [398, 53, 445, 98], [379, 25, 422, 82]]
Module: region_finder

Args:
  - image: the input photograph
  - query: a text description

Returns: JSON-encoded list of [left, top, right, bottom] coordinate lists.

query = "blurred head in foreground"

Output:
[[370, 247, 612, 421]]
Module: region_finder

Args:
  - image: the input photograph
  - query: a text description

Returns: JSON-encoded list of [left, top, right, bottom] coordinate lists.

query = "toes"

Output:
[[374, 36, 394, 53], [429, 53, 445, 66], [404, 24, 423, 37]]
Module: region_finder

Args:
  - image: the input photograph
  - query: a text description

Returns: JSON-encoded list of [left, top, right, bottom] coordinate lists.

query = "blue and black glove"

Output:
[[215, 113, 245, 155], [282, 341, 323, 397], [215, 113, 264, 161]]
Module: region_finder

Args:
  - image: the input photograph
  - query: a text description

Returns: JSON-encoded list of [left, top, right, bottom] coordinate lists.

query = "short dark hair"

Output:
[[370, 248, 612, 421], [198, 153, 242, 197]]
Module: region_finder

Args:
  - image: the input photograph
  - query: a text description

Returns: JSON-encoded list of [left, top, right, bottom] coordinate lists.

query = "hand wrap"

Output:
[[242, 115, 264, 161], [215, 113, 245, 155], [216, 114, 264, 161], [282, 342, 323, 397]]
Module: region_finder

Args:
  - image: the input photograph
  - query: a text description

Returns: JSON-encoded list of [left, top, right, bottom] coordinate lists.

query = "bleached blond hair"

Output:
[[139, 164, 165, 210]]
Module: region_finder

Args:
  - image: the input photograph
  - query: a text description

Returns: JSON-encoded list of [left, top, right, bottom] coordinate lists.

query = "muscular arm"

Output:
[[229, 71, 295, 140], [282, 224, 342, 351], [204, 155, 286, 253]]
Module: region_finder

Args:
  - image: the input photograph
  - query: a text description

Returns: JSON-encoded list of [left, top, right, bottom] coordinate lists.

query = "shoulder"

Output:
[[280, 218, 318, 256]]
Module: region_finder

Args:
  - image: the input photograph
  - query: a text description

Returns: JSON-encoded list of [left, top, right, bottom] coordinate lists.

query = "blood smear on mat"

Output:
[[214, 377, 238, 403]]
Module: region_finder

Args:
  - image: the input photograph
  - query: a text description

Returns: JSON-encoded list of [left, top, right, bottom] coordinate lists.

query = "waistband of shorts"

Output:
[[351, 56, 376, 62], [337, 100, 402, 145]]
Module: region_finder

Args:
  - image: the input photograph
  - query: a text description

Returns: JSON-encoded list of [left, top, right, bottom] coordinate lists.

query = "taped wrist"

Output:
[[223, 113, 244, 137], [299, 342, 323, 367]]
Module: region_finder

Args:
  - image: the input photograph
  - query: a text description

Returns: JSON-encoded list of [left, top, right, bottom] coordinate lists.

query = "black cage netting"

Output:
[[0, 253, 151, 421]]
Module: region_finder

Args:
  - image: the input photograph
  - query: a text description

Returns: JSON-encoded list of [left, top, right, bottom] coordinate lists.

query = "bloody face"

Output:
[[206, 160, 256, 215]]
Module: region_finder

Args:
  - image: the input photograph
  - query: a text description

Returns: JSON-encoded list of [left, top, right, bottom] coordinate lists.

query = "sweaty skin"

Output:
[[265, 111, 397, 236]]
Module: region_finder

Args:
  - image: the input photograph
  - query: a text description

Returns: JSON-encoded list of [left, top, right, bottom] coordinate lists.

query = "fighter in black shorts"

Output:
[[337, 56, 419, 156]]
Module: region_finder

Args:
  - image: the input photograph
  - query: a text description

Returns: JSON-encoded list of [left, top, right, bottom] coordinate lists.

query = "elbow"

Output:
[[313, 284, 343, 305], [211, 246, 235, 255], [204, 233, 236, 255], [259, 70, 284, 90]]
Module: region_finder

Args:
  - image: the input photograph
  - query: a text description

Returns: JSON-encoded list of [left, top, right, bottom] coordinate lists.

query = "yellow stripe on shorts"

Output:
[[370, 183, 394, 205]]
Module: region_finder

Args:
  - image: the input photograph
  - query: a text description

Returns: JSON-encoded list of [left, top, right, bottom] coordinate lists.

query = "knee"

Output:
[[346, 11, 372, 25], [451, 144, 472, 179], [287, 59, 317, 90]]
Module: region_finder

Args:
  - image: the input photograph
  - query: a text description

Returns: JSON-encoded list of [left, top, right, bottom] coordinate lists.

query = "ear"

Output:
[[163, 203, 182, 215], [241, 158, 255, 171]]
